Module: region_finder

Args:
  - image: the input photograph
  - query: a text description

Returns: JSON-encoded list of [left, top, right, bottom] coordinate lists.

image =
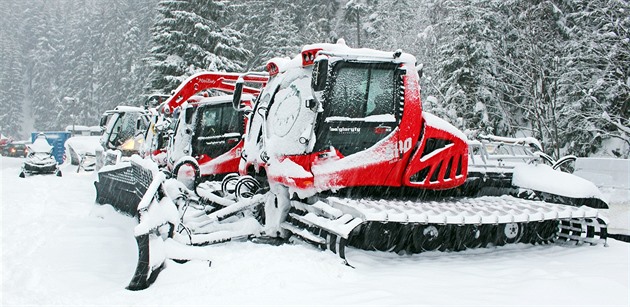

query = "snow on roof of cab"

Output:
[[65, 125, 101, 132], [302, 41, 416, 65], [112, 106, 146, 113]]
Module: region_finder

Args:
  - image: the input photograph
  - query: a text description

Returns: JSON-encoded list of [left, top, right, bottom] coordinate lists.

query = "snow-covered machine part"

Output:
[[287, 195, 607, 257], [466, 134, 608, 209], [94, 158, 154, 217], [97, 156, 266, 290], [94, 73, 270, 288], [137, 72, 268, 171], [94, 106, 153, 214], [19, 133, 62, 178], [65, 136, 101, 172], [94, 156, 219, 290], [161, 72, 268, 115]]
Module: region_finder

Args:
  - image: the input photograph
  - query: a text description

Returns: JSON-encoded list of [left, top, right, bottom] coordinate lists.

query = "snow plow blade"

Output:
[[127, 234, 164, 291], [94, 159, 155, 216], [95, 156, 176, 289]]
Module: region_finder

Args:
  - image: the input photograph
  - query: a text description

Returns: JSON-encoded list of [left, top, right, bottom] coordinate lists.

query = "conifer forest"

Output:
[[0, 0, 628, 158]]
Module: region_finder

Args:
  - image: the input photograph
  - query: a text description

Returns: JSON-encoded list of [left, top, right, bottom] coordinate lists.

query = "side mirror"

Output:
[[232, 79, 244, 110], [416, 63, 424, 79], [184, 107, 194, 124], [99, 115, 108, 127], [311, 58, 328, 91], [305, 99, 316, 109]]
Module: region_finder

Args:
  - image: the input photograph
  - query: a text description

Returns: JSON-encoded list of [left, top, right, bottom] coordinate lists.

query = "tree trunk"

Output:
[[356, 16, 361, 48]]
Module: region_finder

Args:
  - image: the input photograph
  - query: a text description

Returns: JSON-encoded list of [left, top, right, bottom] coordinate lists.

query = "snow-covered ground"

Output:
[[1, 155, 628, 306]]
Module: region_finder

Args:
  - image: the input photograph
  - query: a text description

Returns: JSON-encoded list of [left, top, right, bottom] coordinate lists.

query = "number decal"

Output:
[[398, 138, 413, 154]]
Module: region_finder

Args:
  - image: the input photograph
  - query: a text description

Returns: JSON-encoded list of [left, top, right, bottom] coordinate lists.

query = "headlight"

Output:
[[119, 138, 144, 151], [119, 138, 135, 151]]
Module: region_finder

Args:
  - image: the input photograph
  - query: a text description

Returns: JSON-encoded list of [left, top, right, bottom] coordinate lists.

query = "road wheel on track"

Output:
[[412, 225, 451, 252], [500, 222, 525, 245], [454, 225, 487, 251], [533, 220, 559, 244], [360, 222, 405, 252], [235, 175, 261, 201]]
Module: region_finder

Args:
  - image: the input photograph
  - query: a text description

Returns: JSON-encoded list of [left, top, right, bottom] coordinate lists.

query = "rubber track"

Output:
[[283, 195, 608, 259]]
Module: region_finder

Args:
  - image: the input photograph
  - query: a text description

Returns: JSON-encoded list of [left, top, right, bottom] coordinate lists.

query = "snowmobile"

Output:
[[19, 133, 62, 178], [99, 42, 610, 290]]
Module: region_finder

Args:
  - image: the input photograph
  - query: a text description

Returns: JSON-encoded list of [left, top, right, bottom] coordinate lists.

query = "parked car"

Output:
[[0, 136, 11, 152], [2, 141, 30, 157]]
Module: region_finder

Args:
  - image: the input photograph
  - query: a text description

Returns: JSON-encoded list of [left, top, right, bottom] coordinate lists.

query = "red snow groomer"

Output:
[[223, 42, 606, 253], [116, 42, 609, 290]]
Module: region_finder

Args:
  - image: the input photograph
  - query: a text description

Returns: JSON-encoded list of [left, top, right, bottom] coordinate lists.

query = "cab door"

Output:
[[192, 104, 243, 158], [314, 62, 401, 157]]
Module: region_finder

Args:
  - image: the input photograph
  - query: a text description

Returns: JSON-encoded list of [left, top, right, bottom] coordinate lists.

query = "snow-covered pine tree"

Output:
[[93, 0, 159, 111], [57, 0, 102, 128], [414, 0, 448, 118], [558, 0, 630, 157], [433, 0, 504, 136], [29, 15, 65, 131], [364, 0, 420, 52], [229, 1, 301, 70], [121, 1, 161, 107], [231, 0, 339, 70], [487, 0, 568, 156], [291, 0, 339, 44], [147, 0, 250, 94], [343, 0, 372, 48], [0, 1, 25, 138], [252, 7, 303, 70]]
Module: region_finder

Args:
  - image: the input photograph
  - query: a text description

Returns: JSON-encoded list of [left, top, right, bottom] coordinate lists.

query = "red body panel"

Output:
[[403, 121, 469, 189], [198, 140, 244, 177]]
